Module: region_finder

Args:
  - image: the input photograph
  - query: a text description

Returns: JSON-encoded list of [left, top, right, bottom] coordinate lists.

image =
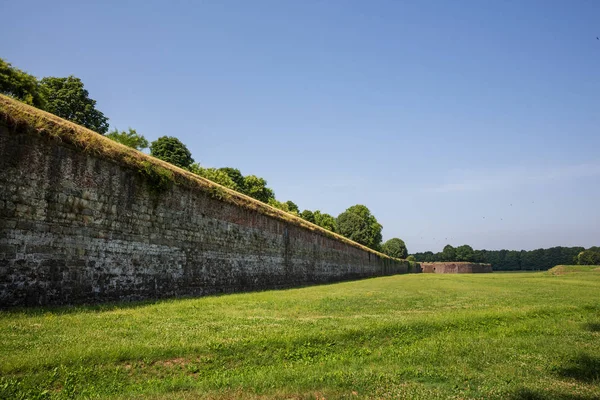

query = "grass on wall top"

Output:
[[0, 94, 402, 262]]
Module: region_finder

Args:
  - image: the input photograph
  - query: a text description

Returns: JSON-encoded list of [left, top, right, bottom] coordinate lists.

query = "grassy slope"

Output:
[[1, 271, 599, 400], [548, 265, 600, 275]]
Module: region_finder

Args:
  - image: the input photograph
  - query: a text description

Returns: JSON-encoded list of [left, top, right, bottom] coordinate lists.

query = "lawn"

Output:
[[1, 269, 599, 399]]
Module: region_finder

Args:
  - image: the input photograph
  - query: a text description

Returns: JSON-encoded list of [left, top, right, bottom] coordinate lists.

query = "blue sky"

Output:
[[2, 0, 599, 252]]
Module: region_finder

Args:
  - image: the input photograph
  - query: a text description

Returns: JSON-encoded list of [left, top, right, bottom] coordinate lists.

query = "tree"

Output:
[[577, 250, 600, 265], [285, 201, 299, 214], [455, 244, 474, 262], [441, 245, 456, 262], [150, 136, 194, 169], [381, 238, 408, 259], [505, 250, 521, 270], [313, 210, 337, 232], [219, 167, 246, 193], [268, 199, 299, 215], [243, 175, 275, 203], [40, 76, 109, 134], [300, 210, 315, 224], [412, 251, 436, 262], [472, 250, 485, 263], [336, 205, 382, 250], [189, 164, 238, 190], [106, 128, 149, 151], [0, 58, 47, 108]]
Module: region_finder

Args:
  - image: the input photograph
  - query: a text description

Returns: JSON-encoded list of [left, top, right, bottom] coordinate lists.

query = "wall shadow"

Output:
[[583, 322, 600, 332], [558, 353, 600, 382], [0, 298, 168, 316], [0, 274, 417, 316]]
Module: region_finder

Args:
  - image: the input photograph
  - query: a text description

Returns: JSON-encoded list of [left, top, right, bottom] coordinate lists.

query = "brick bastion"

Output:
[[421, 262, 493, 274]]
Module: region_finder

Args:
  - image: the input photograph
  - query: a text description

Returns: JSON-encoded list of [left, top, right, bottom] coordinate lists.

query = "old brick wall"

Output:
[[421, 262, 493, 274], [0, 122, 415, 307]]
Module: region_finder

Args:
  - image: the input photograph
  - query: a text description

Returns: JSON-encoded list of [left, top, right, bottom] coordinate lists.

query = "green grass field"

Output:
[[1, 268, 599, 399]]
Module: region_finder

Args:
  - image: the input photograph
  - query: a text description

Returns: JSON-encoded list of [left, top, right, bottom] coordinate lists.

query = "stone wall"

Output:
[[421, 262, 492, 274], [0, 98, 417, 307]]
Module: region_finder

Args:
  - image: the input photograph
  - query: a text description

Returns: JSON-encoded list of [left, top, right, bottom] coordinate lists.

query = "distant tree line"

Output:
[[1, 57, 409, 258], [412, 245, 599, 270]]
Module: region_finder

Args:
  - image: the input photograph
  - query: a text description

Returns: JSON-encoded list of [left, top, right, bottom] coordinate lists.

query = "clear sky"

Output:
[[2, 0, 599, 253]]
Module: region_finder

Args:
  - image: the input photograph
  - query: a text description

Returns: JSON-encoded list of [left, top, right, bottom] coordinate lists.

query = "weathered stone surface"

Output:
[[421, 262, 492, 274], [0, 122, 417, 307]]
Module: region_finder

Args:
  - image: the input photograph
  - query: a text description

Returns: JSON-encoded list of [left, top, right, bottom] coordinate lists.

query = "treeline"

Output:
[[0, 57, 409, 258], [412, 244, 600, 270]]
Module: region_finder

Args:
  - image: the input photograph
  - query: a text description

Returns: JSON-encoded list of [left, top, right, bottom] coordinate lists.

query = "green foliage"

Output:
[[441, 244, 456, 261], [455, 244, 474, 262], [243, 175, 275, 203], [406, 255, 416, 262], [577, 250, 600, 266], [138, 161, 173, 196], [0, 58, 46, 108], [218, 168, 246, 192], [105, 128, 149, 151], [336, 205, 382, 249], [300, 210, 315, 224], [268, 199, 299, 215], [284, 200, 299, 214], [416, 251, 436, 262], [188, 163, 239, 191], [313, 210, 337, 232], [150, 136, 194, 169], [2, 272, 600, 399], [40, 76, 109, 134], [472, 250, 485, 263], [381, 238, 408, 259], [207, 185, 230, 201]]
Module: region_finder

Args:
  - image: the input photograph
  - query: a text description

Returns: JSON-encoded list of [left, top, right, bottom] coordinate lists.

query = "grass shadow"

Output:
[[583, 322, 600, 332], [0, 297, 171, 317], [558, 353, 600, 382], [0, 274, 405, 317], [510, 388, 598, 400]]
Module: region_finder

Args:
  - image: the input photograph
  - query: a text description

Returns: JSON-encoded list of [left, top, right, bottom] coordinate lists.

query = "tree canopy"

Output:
[[219, 168, 246, 192], [441, 245, 456, 261], [150, 136, 194, 169], [40, 76, 109, 134], [412, 246, 588, 271], [455, 244, 474, 262], [242, 175, 275, 204], [313, 211, 337, 232], [381, 238, 408, 259], [336, 205, 382, 250], [268, 199, 299, 215], [0, 58, 47, 108], [300, 210, 315, 224], [577, 250, 600, 265], [284, 201, 299, 214], [106, 128, 149, 151], [189, 164, 238, 190]]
